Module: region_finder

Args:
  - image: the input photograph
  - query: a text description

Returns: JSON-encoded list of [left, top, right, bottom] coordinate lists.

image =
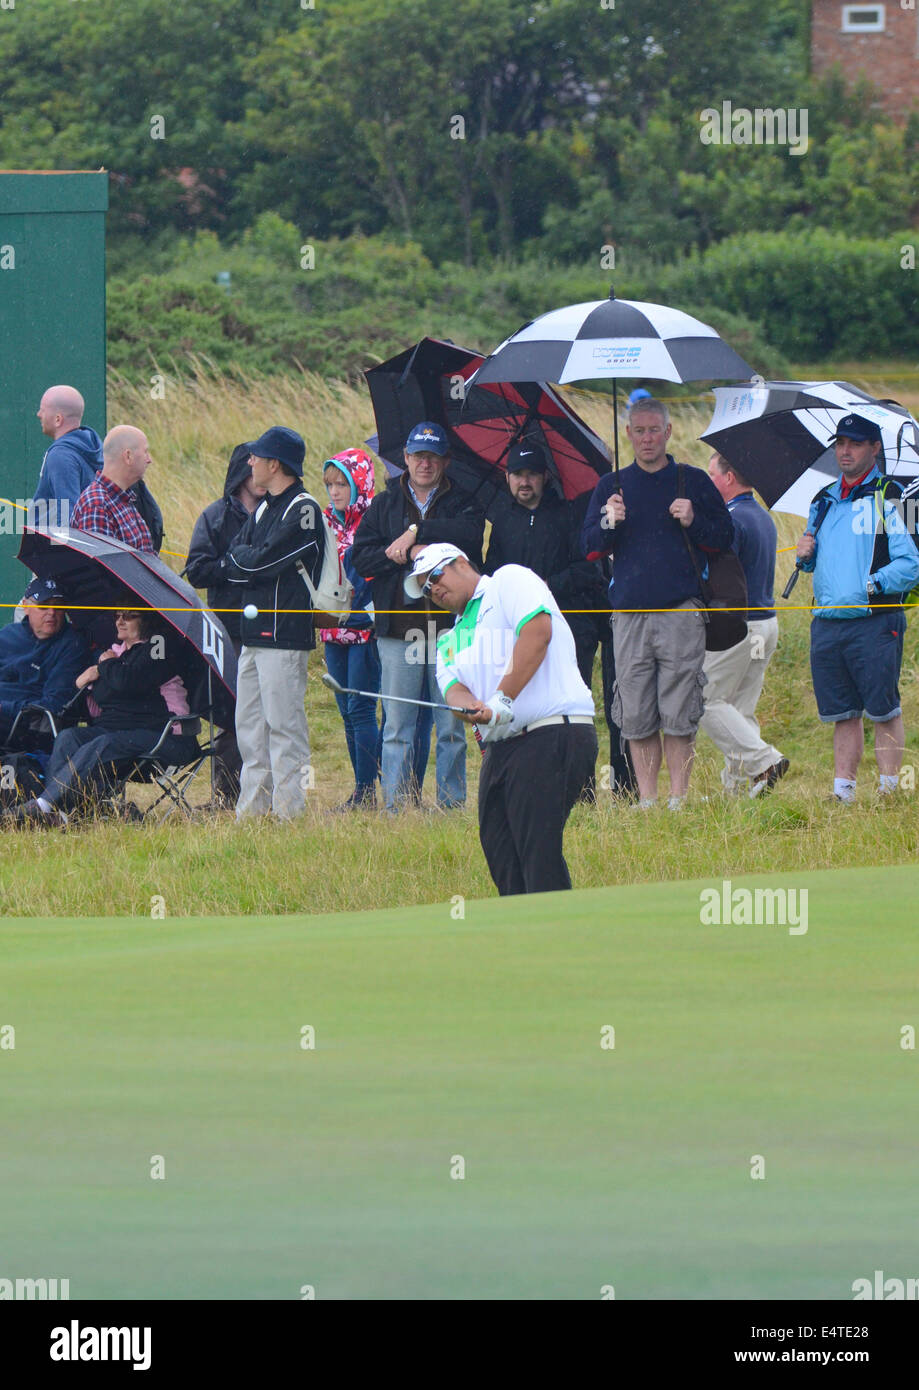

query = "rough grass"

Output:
[[3, 365, 916, 918]]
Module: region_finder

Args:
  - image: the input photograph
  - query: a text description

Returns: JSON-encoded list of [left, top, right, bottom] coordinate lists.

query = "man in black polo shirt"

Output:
[[699, 451, 787, 796]]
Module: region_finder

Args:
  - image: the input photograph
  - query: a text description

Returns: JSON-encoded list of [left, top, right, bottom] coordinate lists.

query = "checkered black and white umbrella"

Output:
[[473, 294, 755, 388], [470, 290, 755, 475], [702, 380, 919, 515]]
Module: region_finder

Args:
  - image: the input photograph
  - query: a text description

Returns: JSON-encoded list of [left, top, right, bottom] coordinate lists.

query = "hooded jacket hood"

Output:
[[319, 448, 376, 645], [323, 448, 375, 531], [60, 426, 104, 463], [224, 443, 255, 500]]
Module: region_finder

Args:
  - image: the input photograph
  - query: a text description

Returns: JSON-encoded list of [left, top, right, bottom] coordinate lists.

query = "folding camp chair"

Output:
[[111, 712, 218, 821]]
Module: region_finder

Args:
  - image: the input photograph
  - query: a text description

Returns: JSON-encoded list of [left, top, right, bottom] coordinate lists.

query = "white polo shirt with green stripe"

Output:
[[435, 564, 595, 734]]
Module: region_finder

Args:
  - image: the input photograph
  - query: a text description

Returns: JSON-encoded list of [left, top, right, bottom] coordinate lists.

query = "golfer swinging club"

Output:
[[405, 543, 597, 895]]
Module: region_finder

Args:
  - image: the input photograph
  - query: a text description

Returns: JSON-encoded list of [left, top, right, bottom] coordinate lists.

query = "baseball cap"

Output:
[[831, 413, 882, 445], [246, 426, 306, 475], [23, 576, 66, 605], [405, 422, 448, 456], [506, 440, 549, 473], [404, 543, 468, 599]]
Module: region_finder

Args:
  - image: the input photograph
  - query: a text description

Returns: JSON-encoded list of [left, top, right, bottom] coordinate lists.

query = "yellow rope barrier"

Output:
[[1, 602, 888, 616]]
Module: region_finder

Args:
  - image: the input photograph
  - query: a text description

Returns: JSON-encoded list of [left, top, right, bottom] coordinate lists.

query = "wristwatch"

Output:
[[867, 577, 880, 598], [408, 523, 418, 537]]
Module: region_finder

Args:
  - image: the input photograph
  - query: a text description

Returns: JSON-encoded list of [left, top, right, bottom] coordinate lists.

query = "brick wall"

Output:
[[811, 1, 919, 118]]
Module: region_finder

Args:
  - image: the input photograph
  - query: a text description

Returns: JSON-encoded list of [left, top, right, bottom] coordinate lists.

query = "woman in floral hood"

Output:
[[320, 449, 381, 809]]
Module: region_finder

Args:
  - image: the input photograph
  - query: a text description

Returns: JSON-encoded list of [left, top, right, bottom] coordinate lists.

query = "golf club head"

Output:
[[320, 671, 345, 697]]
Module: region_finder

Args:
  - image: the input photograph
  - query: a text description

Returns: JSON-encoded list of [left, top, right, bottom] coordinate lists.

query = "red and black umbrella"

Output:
[[18, 525, 237, 726], [365, 337, 612, 516]]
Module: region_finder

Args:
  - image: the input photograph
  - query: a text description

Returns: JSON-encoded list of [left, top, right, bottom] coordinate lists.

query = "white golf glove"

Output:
[[479, 691, 515, 742]]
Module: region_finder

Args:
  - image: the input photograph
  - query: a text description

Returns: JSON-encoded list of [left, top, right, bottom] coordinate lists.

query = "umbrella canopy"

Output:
[[472, 294, 756, 387], [365, 337, 612, 516], [701, 380, 919, 515], [469, 289, 755, 477], [18, 525, 237, 724]]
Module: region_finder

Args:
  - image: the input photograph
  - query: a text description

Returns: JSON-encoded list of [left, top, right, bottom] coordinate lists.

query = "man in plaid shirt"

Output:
[[72, 426, 155, 552]]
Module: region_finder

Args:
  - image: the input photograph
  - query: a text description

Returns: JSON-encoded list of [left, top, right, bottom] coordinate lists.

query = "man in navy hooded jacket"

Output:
[[34, 384, 164, 549], [34, 386, 104, 514], [0, 578, 90, 744]]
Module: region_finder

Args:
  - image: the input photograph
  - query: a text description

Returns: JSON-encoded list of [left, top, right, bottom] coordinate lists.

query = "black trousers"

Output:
[[44, 725, 199, 809], [478, 722, 598, 896]]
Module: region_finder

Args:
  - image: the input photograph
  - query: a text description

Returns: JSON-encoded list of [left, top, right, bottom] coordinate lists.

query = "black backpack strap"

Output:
[[677, 463, 710, 614]]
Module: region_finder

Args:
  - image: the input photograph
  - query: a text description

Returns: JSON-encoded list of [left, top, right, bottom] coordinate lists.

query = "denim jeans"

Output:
[[324, 639, 381, 796], [377, 635, 466, 811]]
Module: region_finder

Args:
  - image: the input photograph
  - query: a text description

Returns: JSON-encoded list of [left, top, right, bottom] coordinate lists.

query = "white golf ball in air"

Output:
[[243, 604, 259, 620]]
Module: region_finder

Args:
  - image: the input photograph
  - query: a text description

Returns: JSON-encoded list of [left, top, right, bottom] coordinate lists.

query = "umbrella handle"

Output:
[[782, 567, 800, 600]]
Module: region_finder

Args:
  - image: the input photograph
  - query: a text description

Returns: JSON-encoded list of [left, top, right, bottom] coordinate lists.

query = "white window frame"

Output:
[[841, 5, 886, 33]]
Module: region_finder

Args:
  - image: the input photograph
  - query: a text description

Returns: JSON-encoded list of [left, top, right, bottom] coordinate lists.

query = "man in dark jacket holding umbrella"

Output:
[[224, 427, 324, 821], [351, 422, 485, 812], [185, 444, 266, 805]]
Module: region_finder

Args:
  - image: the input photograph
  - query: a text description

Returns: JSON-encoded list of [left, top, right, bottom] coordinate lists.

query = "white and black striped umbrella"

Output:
[[702, 380, 919, 515], [470, 290, 754, 475], [472, 292, 755, 388]]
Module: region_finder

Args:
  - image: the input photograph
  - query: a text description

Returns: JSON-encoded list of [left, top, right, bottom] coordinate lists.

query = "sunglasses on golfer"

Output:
[[421, 561, 455, 596]]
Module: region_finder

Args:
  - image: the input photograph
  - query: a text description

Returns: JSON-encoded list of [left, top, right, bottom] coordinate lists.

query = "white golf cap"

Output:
[[404, 543, 468, 599]]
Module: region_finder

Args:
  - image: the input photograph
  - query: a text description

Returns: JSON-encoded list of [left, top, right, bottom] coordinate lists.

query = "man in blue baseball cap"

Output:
[[352, 420, 486, 812], [796, 412, 919, 802], [224, 425, 326, 820]]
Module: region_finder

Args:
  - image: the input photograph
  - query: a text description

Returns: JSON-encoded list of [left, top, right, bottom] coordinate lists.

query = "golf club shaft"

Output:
[[326, 677, 471, 714]]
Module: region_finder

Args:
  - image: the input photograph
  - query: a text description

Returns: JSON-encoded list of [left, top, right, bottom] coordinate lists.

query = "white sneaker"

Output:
[[667, 795, 685, 811], [629, 798, 658, 810]]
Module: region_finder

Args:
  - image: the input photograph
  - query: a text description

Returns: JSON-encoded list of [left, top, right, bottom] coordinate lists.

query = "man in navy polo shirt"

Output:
[[700, 451, 787, 797], [796, 413, 919, 803]]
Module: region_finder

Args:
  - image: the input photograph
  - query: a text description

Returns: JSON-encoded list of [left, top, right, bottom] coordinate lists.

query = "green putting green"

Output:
[[2, 864, 916, 1300]]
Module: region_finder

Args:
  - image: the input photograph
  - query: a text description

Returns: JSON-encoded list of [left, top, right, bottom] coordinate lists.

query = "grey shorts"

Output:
[[611, 602, 707, 740]]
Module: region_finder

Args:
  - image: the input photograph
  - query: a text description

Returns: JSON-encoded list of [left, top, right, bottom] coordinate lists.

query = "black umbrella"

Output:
[[470, 288, 756, 479], [701, 379, 919, 512], [18, 526, 237, 728], [365, 337, 612, 517]]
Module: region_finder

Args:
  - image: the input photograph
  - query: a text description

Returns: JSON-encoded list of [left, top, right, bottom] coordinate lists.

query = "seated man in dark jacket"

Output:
[[184, 443, 266, 804], [0, 578, 90, 744], [351, 421, 485, 813], [9, 610, 198, 826]]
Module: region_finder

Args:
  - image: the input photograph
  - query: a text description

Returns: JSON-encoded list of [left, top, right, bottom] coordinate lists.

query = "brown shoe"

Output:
[[749, 758, 789, 799]]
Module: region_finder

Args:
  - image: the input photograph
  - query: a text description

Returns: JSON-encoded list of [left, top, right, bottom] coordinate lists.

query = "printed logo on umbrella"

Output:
[[591, 346, 642, 367]]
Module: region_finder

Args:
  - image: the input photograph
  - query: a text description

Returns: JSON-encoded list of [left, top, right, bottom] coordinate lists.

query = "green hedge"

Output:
[[654, 230, 919, 360], [107, 220, 915, 382]]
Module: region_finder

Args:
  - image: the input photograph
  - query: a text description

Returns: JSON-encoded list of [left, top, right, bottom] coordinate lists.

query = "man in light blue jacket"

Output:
[[796, 414, 919, 803]]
